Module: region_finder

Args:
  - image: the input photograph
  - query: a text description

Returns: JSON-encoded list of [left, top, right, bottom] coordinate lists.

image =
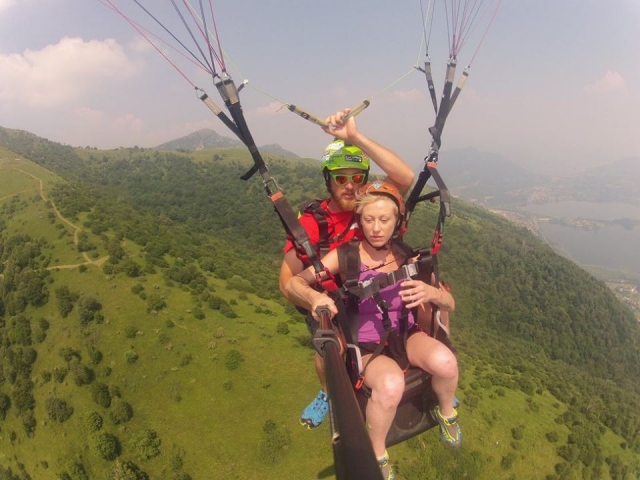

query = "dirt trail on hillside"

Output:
[[13, 166, 110, 270]]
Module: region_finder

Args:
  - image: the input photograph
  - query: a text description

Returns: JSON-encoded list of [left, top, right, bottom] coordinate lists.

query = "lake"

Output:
[[522, 201, 640, 279]]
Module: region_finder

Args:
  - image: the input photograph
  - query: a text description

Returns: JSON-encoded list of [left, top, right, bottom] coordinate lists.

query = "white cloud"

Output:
[[583, 71, 627, 94], [0, 0, 16, 14], [0, 37, 139, 107]]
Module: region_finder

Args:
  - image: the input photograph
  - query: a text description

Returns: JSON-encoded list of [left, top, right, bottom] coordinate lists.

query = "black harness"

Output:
[[333, 239, 439, 390]]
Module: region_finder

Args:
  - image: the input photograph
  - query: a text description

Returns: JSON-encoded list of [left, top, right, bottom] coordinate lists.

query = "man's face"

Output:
[[329, 168, 367, 212]]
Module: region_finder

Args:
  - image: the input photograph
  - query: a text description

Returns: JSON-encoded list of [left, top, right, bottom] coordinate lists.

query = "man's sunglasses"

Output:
[[329, 172, 367, 185]]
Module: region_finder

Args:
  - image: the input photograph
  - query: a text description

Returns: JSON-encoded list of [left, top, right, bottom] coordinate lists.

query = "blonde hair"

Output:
[[355, 192, 399, 217]]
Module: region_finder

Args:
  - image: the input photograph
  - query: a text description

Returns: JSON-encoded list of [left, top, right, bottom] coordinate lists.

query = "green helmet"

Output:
[[321, 139, 370, 172]]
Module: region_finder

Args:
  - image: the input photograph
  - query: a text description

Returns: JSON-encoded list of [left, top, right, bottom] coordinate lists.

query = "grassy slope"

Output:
[[0, 151, 638, 479]]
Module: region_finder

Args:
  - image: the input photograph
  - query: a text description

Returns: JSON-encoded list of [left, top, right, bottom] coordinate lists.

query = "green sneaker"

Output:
[[378, 454, 395, 480], [431, 405, 462, 449]]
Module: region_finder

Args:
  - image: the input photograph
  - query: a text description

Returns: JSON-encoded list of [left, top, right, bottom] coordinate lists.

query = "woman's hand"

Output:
[[399, 279, 442, 309]]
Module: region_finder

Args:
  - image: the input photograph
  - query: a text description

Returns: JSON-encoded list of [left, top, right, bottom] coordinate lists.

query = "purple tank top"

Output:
[[357, 263, 416, 343]]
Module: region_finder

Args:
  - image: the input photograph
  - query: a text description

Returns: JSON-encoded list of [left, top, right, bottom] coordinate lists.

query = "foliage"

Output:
[[224, 350, 244, 371], [259, 420, 291, 465], [133, 430, 161, 460], [109, 400, 133, 425], [91, 383, 112, 408], [93, 432, 121, 461], [45, 397, 74, 423], [85, 412, 103, 432], [111, 460, 149, 480]]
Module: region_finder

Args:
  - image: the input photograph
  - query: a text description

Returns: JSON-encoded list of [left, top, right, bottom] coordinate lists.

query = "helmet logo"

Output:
[[344, 155, 362, 163], [370, 181, 384, 190]]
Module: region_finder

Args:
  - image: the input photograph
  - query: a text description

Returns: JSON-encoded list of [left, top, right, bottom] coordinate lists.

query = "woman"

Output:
[[286, 181, 462, 479]]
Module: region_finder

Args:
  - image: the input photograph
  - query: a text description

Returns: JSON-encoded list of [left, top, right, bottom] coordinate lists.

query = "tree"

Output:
[[91, 383, 111, 408], [111, 460, 149, 480], [109, 401, 133, 425], [45, 397, 74, 423], [93, 432, 121, 461], [133, 430, 161, 460], [55, 286, 78, 317]]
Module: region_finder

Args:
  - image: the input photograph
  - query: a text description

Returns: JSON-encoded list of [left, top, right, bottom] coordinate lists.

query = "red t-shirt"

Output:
[[284, 199, 361, 291], [283, 199, 361, 254]]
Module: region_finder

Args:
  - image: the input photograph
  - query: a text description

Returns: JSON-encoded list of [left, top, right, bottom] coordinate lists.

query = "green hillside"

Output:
[[0, 136, 639, 479]]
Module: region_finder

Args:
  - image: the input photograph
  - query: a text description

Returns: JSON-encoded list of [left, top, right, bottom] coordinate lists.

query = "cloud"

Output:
[[0, 37, 139, 107], [0, 0, 16, 14], [583, 71, 627, 94]]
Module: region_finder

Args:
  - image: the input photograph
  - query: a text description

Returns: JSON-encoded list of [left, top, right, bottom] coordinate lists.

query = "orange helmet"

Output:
[[357, 181, 406, 217]]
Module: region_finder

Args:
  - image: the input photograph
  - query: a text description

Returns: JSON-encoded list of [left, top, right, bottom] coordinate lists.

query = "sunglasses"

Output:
[[329, 172, 367, 185]]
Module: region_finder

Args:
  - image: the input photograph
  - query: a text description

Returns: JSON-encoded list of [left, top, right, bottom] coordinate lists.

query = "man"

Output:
[[279, 109, 414, 429]]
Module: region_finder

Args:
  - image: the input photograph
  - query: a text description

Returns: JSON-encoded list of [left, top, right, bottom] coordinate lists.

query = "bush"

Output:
[[109, 401, 133, 425], [259, 421, 291, 464], [91, 383, 111, 408], [276, 322, 289, 335], [88, 348, 103, 366], [93, 432, 120, 460], [45, 397, 74, 423], [125, 351, 139, 364], [224, 350, 244, 371], [70, 363, 95, 386], [53, 367, 68, 383], [124, 326, 138, 339], [134, 430, 161, 460], [85, 412, 103, 432], [111, 460, 149, 480]]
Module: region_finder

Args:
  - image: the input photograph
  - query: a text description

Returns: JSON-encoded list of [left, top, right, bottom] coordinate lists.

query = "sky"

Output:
[[0, 0, 639, 176]]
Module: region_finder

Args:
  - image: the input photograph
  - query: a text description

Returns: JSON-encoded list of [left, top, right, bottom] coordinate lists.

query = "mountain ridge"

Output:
[[154, 128, 300, 158]]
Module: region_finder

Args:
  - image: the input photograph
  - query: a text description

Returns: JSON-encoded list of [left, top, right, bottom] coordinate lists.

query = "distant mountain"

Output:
[[565, 156, 640, 204], [155, 128, 300, 158], [437, 149, 640, 207], [437, 148, 550, 206]]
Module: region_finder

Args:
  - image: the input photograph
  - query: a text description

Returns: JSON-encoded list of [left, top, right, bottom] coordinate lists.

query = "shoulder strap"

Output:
[[336, 240, 361, 346]]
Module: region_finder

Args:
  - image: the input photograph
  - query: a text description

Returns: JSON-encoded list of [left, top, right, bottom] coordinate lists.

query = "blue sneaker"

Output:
[[300, 390, 329, 429], [431, 405, 462, 449]]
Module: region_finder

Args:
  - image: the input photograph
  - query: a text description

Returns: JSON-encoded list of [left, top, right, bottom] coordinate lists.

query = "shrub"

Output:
[[276, 322, 289, 335], [93, 432, 120, 460], [70, 363, 95, 386], [124, 326, 138, 339], [125, 351, 139, 364], [91, 383, 111, 408], [224, 350, 244, 371], [85, 412, 103, 432], [45, 397, 74, 423], [111, 460, 149, 480], [53, 367, 68, 383], [88, 348, 103, 366], [259, 421, 291, 464], [0, 393, 11, 420], [219, 303, 237, 319], [134, 430, 161, 460], [109, 401, 133, 425]]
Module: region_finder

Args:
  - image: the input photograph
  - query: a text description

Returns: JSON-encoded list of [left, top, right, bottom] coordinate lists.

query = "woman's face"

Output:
[[359, 197, 398, 248]]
